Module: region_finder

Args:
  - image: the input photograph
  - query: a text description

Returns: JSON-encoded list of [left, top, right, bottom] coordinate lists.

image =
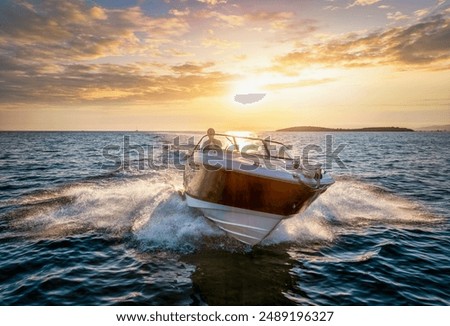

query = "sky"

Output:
[[0, 0, 449, 131]]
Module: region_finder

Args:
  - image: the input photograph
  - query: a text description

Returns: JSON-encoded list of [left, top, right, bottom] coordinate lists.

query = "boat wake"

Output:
[[0, 172, 440, 252], [266, 178, 440, 245]]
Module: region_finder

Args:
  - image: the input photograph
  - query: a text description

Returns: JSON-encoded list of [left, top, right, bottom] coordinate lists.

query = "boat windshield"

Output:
[[194, 133, 293, 160]]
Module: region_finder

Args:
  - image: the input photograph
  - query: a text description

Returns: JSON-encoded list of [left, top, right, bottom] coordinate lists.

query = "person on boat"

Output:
[[202, 128, 222, 149]]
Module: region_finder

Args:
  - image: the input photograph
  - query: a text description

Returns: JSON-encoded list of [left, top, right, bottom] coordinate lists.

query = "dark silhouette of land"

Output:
[[276, 126, 414, 132]]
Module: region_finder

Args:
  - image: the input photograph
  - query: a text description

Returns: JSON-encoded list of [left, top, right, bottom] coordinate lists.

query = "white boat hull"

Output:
[[186, 194, 287, 245]]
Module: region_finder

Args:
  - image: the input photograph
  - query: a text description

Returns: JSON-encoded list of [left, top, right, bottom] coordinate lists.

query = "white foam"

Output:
[[316, 179, 435, 223], [11, 172, 181, 237], [265, 179, 439, 245], [133, 193, 222, 251], [9, 171, 221, 250], [9, 175, 438, 249], [265, 213, 334, 245]]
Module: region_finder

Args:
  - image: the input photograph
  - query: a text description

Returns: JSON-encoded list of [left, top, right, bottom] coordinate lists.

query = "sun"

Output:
[[232, 74, 289, 94], [233, 78, 265, 94], [230, 76, 265, 105], [232, 73, 321, 94], [230, 74, 294, 104]]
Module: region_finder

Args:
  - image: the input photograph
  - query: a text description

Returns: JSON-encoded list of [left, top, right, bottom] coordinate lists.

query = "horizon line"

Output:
[[0, 127, 447, 132]]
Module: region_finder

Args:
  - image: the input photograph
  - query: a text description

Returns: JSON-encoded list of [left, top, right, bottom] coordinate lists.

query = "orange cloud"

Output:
[[201, 30, 240, 49], [172, 62, 215, 74], [272, 14, 450, 73], [0, 57, 234, 106]]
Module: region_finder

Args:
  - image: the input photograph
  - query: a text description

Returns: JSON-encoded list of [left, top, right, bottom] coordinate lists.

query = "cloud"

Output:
[[165, 48, 195, 57], [172, 62, 215, 74], [0, 0, 212, 107], [2, 0, 446, 113], [264, 79, 337, 90], [387, 11, 409, 21], [244, 11, 294, 30], [414, 9, 430, 18], [169, 8, 190, 16], [194, 10, 244, 27], [395, 15, 450, 65], [234, 54, 248, 61], [197, 0, 227, 5], [0, 0, 189, 63], [324, 5, 340, 11], [191, 8, 302, 32], [348, 0, 382, 7], [272, 14, 450, 73], [0, 58, 234, 106], [201, 30, 240, 49]]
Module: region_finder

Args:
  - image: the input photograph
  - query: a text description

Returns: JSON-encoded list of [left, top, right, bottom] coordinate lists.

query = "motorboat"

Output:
[[183, 130, 334, 245]]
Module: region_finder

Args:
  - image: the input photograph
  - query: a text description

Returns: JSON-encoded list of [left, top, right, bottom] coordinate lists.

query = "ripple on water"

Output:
[[0, 132, 449, 305]]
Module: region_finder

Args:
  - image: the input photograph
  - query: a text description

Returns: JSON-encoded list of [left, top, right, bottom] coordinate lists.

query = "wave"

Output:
[[1, 173, 440, 252], [265, 179, 440, 245]]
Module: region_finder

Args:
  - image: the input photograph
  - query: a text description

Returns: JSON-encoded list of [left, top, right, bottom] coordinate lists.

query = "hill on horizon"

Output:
[[276, 126, 414, 132]]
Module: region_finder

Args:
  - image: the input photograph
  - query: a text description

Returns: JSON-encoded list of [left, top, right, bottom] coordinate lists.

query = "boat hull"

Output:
[[184, 154, 330, 245], [186, 194, 286, 245], [184, 157, 324, 217]]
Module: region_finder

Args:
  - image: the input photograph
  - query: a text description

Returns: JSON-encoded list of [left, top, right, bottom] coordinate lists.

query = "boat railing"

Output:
[[192, 133, 294, 161]]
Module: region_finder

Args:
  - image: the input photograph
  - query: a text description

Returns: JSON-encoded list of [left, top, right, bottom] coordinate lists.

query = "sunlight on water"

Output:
[[288, 247, 382, 264]]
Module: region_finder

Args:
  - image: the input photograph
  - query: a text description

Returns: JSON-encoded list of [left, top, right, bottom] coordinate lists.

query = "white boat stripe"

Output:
[[205, 215, 269, 232], [214, 225, 261, 241]]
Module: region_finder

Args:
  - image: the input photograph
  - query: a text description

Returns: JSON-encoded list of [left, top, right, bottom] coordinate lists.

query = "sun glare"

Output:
[[232, 70, 339, 97], [224, 130, 256, 138], [224, 130, 259, 150], [233, 78, 264, 94]]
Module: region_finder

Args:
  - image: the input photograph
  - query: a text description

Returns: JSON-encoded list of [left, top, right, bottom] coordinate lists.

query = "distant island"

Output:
[[276, 126, 414, 132], [415, 124, 450, 132]]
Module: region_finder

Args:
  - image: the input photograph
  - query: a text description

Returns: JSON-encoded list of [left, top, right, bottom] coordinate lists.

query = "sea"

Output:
[[0, 131, 449, 305]]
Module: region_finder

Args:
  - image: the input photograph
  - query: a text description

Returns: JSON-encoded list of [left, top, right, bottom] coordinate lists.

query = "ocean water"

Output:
[[0, 131, 449, 305]]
